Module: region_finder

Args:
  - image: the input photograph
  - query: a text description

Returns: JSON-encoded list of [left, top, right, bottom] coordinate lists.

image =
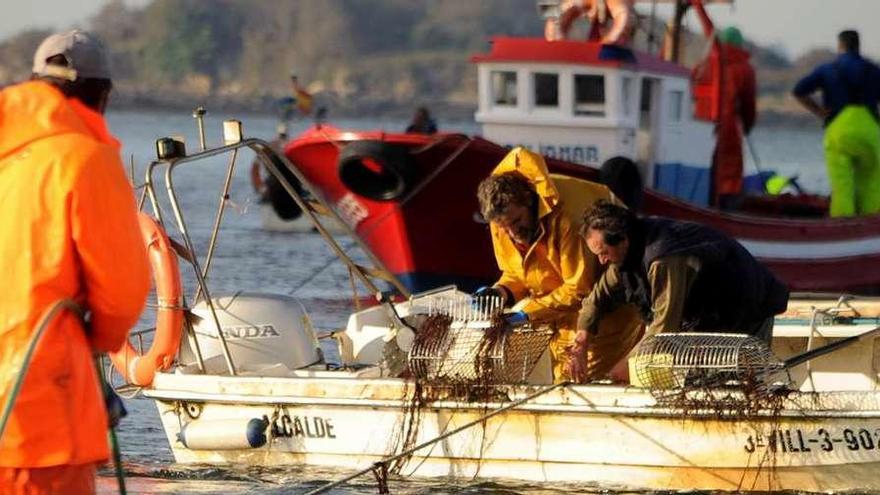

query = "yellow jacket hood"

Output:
[[491, 147, 559, 219]]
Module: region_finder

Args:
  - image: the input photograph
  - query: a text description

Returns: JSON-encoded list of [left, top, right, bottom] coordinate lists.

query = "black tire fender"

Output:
[[337, 141, 414, 201]]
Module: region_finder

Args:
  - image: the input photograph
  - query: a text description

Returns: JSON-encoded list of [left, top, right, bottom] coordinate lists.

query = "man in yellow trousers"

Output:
[[794, 30, 880, 217]]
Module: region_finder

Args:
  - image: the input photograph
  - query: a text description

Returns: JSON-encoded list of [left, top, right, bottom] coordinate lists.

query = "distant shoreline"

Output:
[[108, 92, 819, 130]]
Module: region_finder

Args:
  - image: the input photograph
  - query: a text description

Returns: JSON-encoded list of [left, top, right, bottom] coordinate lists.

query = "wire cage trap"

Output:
[[407, 295, 553, 385], [630, 332, 790, 406]]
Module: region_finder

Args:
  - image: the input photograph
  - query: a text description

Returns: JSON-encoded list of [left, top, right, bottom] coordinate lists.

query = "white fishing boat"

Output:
[[116, 119, 880, 494]]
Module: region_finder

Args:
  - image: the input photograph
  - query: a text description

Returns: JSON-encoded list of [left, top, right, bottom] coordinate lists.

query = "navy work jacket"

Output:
[[793, 52, 880, 125]]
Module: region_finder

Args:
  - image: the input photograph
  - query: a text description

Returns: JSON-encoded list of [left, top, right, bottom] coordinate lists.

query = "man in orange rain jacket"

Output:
[[712, 26, 757, 209], [0, 30, 150, 494]]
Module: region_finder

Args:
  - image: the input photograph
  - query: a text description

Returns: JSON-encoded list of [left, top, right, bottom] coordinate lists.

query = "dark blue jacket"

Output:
[[793, 52, 880, 125]]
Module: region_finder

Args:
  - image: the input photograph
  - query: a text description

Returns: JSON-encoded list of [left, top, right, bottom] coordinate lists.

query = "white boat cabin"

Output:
[[473, 37, 716, 206]]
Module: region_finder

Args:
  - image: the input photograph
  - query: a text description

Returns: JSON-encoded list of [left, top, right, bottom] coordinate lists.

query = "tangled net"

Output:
[[387, 311, 553, 473], [407, 314, 553, 389]]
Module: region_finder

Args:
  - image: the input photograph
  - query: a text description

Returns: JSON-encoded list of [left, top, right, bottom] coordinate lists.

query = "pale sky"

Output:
[[650, 0, 880, 59], [2, 0, 880, 59]]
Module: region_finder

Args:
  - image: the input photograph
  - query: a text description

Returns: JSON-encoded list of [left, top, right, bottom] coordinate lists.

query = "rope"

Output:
[[301, 381, 570, 495], [348, 266, 362, 313], [287, 239, 356, 297], [0, 299, 127, 494], [97, 359, 128, 495]]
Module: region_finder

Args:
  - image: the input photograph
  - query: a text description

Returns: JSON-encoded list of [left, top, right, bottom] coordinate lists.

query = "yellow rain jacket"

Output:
[[0, 81, 150, 467], [488, 147, 641, 382]]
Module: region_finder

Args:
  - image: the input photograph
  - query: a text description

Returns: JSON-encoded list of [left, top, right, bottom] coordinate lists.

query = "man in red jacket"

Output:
[[0, 30, 150, 494], [712, 26, 757, 210]]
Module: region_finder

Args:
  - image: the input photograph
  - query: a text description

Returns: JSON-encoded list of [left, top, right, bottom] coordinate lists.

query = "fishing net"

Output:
[[408, 314, 553, 386], [389, 295, 553, 474], [406, 294, 553, 386]]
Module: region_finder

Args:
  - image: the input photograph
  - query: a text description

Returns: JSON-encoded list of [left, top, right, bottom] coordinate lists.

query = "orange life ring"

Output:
[[557, 2, 589, 39], [109, 213, 184, 387], [548, 0, 604, 41]]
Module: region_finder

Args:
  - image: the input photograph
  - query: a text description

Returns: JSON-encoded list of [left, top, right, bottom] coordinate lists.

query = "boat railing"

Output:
[[136, 116, 414, 380], [772, 294, 880, 392], [804, 297, 866, 392], [103, 326, 155, 395]]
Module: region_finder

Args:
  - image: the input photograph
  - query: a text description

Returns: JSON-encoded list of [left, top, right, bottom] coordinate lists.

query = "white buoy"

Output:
[[178, 417, 269, 450]]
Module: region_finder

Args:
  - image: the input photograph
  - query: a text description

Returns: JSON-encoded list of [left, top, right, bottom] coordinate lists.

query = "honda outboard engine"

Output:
[[180, 293, 323, 374]]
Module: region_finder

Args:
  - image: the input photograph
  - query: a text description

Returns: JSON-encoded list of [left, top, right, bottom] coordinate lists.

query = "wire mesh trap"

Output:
[[407, 295, 553, 385], [630, 333, 790, 408]]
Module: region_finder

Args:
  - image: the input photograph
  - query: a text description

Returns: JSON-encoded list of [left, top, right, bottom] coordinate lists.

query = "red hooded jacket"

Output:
[[714, 44, 757, 199]]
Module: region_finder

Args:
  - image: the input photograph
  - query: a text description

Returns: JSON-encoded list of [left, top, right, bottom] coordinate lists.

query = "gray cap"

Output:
[[32, 29, 111, 82]]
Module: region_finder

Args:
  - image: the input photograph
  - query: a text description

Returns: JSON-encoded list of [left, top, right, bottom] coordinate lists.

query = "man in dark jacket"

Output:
[[405, 106, 437, 135], [569, 201, 789, 378]]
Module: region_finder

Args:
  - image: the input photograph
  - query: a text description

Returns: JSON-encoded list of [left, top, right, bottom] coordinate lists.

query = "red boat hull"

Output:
[[287, 128, 880, 294]]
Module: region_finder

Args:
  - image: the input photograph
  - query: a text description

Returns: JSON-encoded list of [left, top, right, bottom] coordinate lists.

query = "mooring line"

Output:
[[301, 380, 571, 495]]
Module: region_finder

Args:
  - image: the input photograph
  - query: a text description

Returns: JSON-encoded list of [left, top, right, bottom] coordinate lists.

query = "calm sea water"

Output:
[[96, 109, 829, 494]]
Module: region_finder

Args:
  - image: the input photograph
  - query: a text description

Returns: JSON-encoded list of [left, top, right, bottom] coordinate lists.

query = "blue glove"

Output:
[[502, 311, 529, 328]]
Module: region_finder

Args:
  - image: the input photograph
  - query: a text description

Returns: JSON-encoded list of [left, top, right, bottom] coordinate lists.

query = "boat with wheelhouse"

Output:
[[285, 0, 880, 294]]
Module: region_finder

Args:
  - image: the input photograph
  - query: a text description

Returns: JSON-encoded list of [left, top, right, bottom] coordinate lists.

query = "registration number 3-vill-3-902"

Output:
[[744, 428, 880, 454]]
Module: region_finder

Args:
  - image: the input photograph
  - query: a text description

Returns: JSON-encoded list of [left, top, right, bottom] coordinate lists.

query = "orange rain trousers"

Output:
[[0, 464, 95, 495]]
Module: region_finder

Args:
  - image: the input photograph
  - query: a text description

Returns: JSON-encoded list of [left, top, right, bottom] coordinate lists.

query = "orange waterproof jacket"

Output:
[[713, 44, 757, 199], [0, 81, 150, 467]]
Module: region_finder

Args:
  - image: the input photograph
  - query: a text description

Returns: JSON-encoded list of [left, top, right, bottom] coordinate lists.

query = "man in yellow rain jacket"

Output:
[[475, 147, 641, 383], [0, 30, 150, 494]]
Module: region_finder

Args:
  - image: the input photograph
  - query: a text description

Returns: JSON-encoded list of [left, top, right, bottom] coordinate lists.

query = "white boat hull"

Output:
[[145, 372, 880, 492]]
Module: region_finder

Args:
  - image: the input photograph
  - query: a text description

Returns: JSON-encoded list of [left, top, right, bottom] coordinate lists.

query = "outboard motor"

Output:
[[180, 293, 323, 374]]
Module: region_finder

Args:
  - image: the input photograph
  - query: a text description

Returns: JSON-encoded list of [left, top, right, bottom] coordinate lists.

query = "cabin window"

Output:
[[491, 71, 518, 106], [640, 78, 653, 129], [668, 90, 683, 122], [574, 74, 605, 116], [533, 72, 559, 107], [622, 76, 633, 116]]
